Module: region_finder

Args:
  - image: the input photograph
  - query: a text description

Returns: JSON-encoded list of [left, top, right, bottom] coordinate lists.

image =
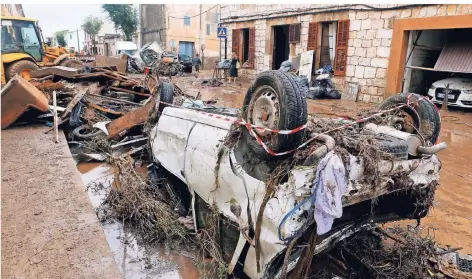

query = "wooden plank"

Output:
[[87, 103, 124, 115], [106, 101, 154, 138], [94, 55, 127, 73], [60, 86, 90, 119], [109, 86, 151, 97]]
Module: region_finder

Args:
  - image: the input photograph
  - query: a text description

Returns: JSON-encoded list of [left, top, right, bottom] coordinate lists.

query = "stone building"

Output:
[[139, 4, 221, 68], [220, 4, 472, 103]]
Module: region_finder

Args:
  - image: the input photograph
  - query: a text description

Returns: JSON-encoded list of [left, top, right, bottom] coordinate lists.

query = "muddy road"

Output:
[[174, 72, 472, 254], [77, 163, 200, 279]]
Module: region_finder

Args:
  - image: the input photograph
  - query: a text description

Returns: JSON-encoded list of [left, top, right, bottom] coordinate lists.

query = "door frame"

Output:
[[385, 14, 472, 98]]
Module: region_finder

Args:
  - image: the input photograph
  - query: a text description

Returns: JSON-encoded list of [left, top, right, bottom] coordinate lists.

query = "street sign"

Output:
[[217, 27, 227, 38], [169, 39, 175, 48]]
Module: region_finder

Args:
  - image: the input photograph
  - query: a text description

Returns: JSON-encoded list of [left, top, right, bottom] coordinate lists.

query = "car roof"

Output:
[[1, 16, 37, 22]]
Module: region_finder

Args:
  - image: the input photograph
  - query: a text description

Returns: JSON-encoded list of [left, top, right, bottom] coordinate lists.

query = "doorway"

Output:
[[272, 25, 290, 70], [179, 41, 195, 58], [402, 28, 472, 96]]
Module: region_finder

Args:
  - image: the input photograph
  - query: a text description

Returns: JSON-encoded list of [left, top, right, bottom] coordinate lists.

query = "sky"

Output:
[[22, 4, 114, 37]]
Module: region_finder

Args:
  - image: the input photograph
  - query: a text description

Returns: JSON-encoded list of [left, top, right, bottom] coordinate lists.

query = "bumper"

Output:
[[428, 88, 472, 108]]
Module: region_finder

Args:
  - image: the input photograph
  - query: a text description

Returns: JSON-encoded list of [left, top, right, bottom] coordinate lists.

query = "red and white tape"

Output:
[[158, 94, 438, 156]]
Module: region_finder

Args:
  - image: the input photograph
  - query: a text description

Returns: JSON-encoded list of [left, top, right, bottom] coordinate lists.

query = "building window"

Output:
[[184, 16, 190, 26], [307, 20, 350, 76], [206, 24, 211, 35], [320, 22, 337, 68]]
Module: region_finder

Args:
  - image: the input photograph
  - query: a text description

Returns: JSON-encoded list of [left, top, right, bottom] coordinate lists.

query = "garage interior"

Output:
[[272, 25, 290, 69], [402, 28, 472, 98]]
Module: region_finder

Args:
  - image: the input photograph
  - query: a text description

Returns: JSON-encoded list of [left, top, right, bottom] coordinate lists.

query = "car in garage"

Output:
[[427, 77, 472, 108]]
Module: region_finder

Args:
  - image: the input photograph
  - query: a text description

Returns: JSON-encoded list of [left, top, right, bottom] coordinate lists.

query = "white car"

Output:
[[149, 72, 446, 278], [427, 77, 472, 108]]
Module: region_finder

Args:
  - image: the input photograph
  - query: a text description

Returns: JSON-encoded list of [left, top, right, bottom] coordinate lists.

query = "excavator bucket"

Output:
[[1, 75, 49, 129]]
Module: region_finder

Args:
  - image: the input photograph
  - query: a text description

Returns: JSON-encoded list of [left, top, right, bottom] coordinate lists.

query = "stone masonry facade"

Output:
[[220, 4, 472, 103]]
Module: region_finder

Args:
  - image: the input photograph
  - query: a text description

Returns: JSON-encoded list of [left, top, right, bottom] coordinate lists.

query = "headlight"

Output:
[[463, 90, 472, 94]]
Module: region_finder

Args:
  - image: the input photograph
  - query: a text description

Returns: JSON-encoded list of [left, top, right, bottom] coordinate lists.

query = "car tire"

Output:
[[378, 93, 440, 144], [72, 125, 106, 140], [157, 81, 174, 112], [6, 60, 39, 81], [242, 70, 307, 160]]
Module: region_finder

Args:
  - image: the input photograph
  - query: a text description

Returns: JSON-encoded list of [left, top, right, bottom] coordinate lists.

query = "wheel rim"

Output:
[[19, 69, 31, 81], [247, 85, 280, 136]]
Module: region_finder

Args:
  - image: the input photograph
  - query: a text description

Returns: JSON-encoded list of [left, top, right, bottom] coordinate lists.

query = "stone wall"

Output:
[[345, 4, 472, 103], [221, 4, 472, 103]]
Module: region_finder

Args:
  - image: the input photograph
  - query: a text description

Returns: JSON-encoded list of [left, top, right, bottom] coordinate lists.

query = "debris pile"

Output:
[[309, 225, 470, 279], [2, 65, 468, 279]]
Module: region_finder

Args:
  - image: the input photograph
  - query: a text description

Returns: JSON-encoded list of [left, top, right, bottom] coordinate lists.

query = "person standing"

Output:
[[193, 53, 202, 73], [229, 52, 239, 83]]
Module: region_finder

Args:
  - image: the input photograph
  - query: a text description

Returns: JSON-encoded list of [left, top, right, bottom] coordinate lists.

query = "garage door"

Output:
[[178, 41, 194, 58], [434, 29, 472, 73]]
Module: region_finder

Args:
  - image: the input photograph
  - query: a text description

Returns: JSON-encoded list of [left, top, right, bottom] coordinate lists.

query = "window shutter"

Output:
[[248, 28, 256, 68], [334, 19, 350, 76], [289, 24, 301, 43], [307, 22, 318, 51], [232, 29, 240, 58]]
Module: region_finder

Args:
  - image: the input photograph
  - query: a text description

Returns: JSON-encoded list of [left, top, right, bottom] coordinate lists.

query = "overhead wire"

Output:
[[220, 4, 430, 23], [168, 4, 219, 19]]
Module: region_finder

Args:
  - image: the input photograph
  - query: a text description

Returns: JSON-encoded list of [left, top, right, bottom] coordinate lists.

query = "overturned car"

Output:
[[148, 71, 444, 278]]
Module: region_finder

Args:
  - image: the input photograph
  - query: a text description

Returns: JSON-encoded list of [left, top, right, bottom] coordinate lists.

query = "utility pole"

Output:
[[218, 4, 221, 62], [76, 29, 80, 53]]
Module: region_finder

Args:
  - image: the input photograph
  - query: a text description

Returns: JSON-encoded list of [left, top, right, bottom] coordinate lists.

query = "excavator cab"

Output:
[[1, 16, 44, 84], [1, 16, 81, 85]]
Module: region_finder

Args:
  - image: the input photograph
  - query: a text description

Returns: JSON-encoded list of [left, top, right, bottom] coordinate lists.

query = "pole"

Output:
[[76, 29, 80, 53], [53, 90, 59, 143], [224, 38, 227, 59]]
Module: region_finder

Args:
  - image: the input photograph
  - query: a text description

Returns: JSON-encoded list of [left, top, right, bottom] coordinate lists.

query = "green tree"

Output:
[[82, 16, 103, 54], [102, 4, 138, 41], [55, 31, 66, 47]]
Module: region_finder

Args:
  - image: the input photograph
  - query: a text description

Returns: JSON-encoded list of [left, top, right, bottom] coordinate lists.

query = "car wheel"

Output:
[[72, 125, 106, 140], [378, 93, 440, 144], [241, 70, 307, 160], [157, 81, 174, 112], [6, 60, 39, 81]]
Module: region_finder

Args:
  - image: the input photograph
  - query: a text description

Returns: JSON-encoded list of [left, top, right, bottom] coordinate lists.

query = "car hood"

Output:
[[432, 78, 472, 90]]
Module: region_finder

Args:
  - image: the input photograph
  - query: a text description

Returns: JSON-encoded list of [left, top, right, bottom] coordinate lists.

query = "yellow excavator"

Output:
[[1, 16, 83, 85]]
